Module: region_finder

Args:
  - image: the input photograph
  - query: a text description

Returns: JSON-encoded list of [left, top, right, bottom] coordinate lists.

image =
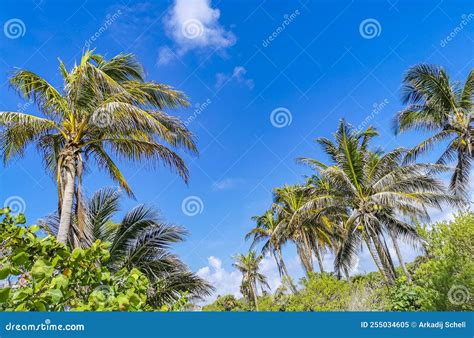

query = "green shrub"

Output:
[[385, 277, 426, 311], [411, 212, 474, 311], [0, 208, 150, 311], [286, 273, 351, 311], [202, 295, 248, 311]]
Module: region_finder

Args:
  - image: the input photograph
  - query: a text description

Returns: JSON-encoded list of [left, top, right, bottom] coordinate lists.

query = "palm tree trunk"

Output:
[[297, 243, 313, 276], [272, 250, 283, 277], [373, 235, 396, 284], [276, 248, 297, 294], [314, 244, 325, 273], [389, 228, 412, 283], [252, 281, 259, 311], [365, 237, 390, 284], [299, 232, 314, 276], [57, 163, 76, 244]]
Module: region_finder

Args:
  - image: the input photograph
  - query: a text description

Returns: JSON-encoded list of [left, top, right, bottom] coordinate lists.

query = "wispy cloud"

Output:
[[158, 0, 236, 65], [197, 254, 287, 304], [212, 178, 245, 191], [197, 256, 242, 301], [215, 66, 254, 90]]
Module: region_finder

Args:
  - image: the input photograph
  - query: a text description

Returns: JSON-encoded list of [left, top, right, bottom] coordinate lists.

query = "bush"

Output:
[[285, 273, 352, 311], [0, 209, 150, 311], [410, 212, 474, 311], [202, 295, 248, 311]]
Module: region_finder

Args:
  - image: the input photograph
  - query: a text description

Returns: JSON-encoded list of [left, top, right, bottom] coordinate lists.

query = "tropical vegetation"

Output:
[[0, 50, 195, 245], [0, 208, 150, 311], [232, 251, 269, 310], [205, 213, 473, 312], [0, 53, 472, 312], [40, 188, 212, 308], [218, 65, 472, 312]]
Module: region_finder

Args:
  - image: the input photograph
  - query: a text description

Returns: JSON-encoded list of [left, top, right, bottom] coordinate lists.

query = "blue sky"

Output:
[[0, 0, 473, 299]]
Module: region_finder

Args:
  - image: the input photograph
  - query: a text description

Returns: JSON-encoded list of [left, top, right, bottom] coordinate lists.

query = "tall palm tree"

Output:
[[394, 64, 473, 197], [273, 185, 336, 276], [41, 188, 212, 307], [298, 120, 458, 284], [233, 251, 269, 310], [245, 209, 297, 293], [0, 51, 196, 244]]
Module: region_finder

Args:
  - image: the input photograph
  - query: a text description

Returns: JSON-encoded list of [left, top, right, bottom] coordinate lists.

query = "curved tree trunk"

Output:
[[276, 248, 297, 294], [389, 228, 412, 282], [365, 236, 389, 283], [272, 250, 283, 277], [252, 281, 259, 311], [297, 243, 313, 276], [57, 161, 76, 244], [373, 235, 396, 284], [314, 244, 325, 273]]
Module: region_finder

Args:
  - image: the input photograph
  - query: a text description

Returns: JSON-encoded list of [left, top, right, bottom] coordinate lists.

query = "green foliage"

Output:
[[206, 213, 474, 312], [409, 213, 474, 311], [0, 209, 150, 311], [202, 295, 248, 312], [286, 273, 351, 311], [385, 278, 426, 311]]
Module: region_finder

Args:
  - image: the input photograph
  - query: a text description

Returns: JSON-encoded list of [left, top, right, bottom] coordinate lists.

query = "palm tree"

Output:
[[233, 251, 269, 310], [41, 188, 212, 307], [298, 120, 458, 284], [245, 209, 297, 293], [0, 50, 196, 244], [273, 185, 336, 276], [394, 64, 473, 197]]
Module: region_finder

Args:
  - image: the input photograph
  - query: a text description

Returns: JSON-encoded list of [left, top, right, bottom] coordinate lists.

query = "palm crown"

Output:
[[233, 251, 269, 310], [395, 64, 473, 197], [41, 188, 212, 307], [0, 51, 196, 243], [297, 120, 458, 282]]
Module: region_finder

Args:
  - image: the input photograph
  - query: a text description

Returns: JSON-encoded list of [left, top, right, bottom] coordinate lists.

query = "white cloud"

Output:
[[159, 0, 236, 64], [215, 66, 254, 90], [157, 46, 176, 66], [197, 254, 285, 304], [197, 256, 242, 302], [212, 178, 244, 191]]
